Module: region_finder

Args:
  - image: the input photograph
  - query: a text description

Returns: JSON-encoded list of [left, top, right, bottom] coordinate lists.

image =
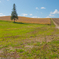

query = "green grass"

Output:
[[0, 19, 59, 59]]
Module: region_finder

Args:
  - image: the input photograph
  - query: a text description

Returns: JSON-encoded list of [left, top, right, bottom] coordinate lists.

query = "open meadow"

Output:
[[0, 18, 59, 59]]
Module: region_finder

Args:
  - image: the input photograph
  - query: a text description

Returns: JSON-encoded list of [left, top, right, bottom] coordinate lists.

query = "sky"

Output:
[[0, 0, 59, 18]]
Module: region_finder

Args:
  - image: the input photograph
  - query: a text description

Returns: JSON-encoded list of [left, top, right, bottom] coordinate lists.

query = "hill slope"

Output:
[[0, 16, 50, 24]]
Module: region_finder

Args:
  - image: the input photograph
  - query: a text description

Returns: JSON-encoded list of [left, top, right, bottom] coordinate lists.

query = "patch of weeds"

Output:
[[50, 54, 58, 58], [16, 49, 24, 53], [31, 47, 40, 54], [8, 50, 15, 53], [1, 48, 9, 57], [31, 49, 37, 54], [26, 41, 34, 45], [20, 42, 23, 45], [52, 40, 59, 44], [3, 45, 9, 48], [27, 53, 32, 57], [51, 46, 57, 52], [0, 46, 3, 49], [26, 57, 34, 59], [10, 44, 16, 47], [49, 40, 59, 45], [14, 44, 24, 48], [33, 42, 40, 46], [27, 43, 32, 45]]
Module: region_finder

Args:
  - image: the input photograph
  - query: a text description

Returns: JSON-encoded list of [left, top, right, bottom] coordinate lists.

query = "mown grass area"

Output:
[[0, 19, 59, 59]]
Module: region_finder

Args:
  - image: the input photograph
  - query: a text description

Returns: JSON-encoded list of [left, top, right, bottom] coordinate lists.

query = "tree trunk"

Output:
[[14, 19, 15, 23]]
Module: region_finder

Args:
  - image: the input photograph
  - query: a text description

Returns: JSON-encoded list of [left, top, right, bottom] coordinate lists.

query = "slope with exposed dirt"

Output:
[[0, 16, 51, 24], [52, 18, 59, 29]]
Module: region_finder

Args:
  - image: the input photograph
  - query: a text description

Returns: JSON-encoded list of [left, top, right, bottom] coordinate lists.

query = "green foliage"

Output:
[[16, 49, 24, 53], [33, 42, 40, 46], [11, 4, 18, 22]]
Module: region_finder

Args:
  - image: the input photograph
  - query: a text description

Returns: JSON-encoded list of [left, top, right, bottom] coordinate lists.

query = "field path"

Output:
[[52, 18, 59, 29]]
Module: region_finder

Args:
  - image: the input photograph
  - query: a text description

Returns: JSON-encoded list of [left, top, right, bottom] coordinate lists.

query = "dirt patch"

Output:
[[4, 35, 20, 39], [28, 35, 59, 43], [52, 18, 59, 29], [25, 45, 33, 48], [0, 49, 3, 54]]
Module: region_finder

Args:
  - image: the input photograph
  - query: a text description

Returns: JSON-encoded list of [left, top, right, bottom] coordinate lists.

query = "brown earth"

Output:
[[52, 18, 59, 29], [52, 18, 59, 25], [0, 16, 51, 24]]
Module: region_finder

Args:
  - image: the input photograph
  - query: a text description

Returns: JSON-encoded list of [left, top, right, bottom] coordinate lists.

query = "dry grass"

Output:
[[0, 16, 51, 24]]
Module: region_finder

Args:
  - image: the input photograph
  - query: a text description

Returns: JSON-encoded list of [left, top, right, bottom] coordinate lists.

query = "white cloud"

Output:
[[49, 14, 54, 17], [38, 17, 40, 18], [0, 1, 1, 3], [41, 7, 46, 9], [0, 13, 3, 14], [32, 16, 40, 18], [30, 14, 32, 16], [0, 13, 6, 17], [7, 0, 9, 1], [46, 9, 59, 18], [46, 15, 54, 18], [50, 9, 59, 14], [32, 16, 37, 18], [20, 13, 28, 16], [23, 14, 28, 16], [46, 16, 50, 18], [36, 7, 39, 9]]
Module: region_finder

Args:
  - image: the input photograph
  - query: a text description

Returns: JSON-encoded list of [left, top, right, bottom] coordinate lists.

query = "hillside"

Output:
[[0, 16, 50, 24]]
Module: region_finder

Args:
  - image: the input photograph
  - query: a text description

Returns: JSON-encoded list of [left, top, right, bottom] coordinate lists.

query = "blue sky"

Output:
[[0, 0, 59, 18]]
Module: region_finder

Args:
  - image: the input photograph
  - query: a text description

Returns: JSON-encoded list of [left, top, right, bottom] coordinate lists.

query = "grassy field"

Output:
[[0, 19, 59, 59]]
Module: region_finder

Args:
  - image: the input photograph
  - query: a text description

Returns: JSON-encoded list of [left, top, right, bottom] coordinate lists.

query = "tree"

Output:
[[11, 4, 18, 22]]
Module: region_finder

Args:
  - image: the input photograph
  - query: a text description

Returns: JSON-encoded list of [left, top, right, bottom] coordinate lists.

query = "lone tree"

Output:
[[11, 4, 18, 22]]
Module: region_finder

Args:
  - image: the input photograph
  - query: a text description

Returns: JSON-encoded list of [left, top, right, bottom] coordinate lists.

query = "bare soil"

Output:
[[52, 18, 59, 29]]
